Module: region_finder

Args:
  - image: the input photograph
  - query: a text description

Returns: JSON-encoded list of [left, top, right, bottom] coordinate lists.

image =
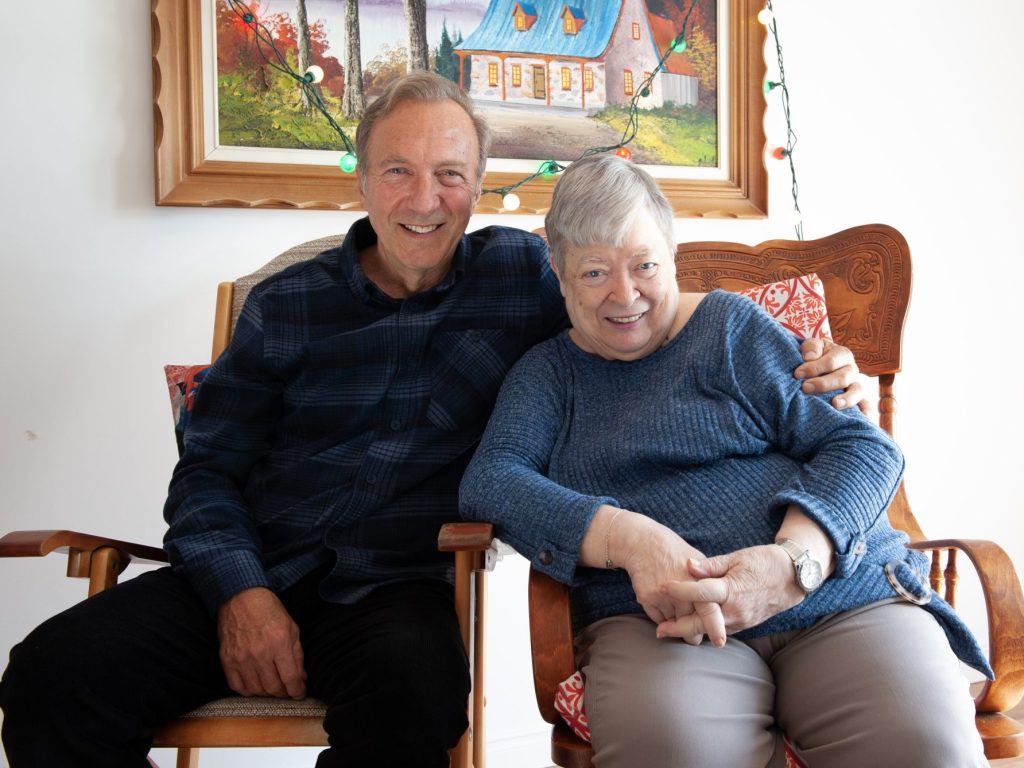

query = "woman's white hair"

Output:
[[545, 154, 675, 273]]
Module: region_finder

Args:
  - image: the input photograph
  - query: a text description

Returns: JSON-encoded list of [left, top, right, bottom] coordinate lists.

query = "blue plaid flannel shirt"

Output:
[[164, 219, 568, 613]]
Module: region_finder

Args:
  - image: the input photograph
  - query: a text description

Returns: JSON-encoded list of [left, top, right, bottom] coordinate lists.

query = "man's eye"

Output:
[[386, 167, 408, 175], [637, 262, 658, 273], [438, 170, 465, 186], [583, 270, 604, 279]]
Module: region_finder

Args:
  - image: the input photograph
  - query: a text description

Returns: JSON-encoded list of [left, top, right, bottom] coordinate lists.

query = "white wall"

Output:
[[1, 3, 1022, 767]]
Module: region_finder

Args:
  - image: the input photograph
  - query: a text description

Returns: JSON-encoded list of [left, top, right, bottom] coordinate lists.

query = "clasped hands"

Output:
[[616, 514, 805, 648]]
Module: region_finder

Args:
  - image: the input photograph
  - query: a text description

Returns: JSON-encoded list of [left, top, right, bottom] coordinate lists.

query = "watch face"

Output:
[[797, 559, 823, 591]]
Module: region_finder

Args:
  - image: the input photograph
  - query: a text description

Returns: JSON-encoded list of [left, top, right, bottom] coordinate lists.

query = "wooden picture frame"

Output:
[[151, 0, 767, 216]]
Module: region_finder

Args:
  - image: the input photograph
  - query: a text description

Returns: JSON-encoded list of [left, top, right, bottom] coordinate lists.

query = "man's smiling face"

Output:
[[356, 98, 481, 297]]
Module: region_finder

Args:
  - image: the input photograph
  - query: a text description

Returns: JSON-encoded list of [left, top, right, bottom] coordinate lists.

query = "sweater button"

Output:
[[538, 550, 554, 566]]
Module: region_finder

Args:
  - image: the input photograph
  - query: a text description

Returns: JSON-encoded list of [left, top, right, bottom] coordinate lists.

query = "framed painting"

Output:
[[152, 0, 767, 216]]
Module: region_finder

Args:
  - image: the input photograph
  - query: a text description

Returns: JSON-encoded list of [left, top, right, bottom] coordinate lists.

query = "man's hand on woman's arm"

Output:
[[796, 338, 869, 413]]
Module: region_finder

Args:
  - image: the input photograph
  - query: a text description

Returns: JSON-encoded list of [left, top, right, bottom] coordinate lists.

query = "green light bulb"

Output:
[[339, 153, 357, 173]]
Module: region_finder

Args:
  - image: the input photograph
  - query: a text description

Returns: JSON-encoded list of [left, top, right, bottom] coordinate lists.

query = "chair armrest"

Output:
[[528, 569, 576, 724], [438, 522, 494, 551], [438, 522, 499, 572], [0, 529, 168, 595], [909, 538, 1024, 712], [0, 529, 167, 563]]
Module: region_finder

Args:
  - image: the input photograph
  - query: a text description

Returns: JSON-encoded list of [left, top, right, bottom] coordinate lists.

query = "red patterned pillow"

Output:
[[554, 672, 589, 741], [737, 273, 832, 340], [164, 364, 211, 456]]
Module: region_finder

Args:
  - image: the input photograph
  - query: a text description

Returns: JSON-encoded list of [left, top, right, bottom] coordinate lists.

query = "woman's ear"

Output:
[[548, 253, 567, 298]]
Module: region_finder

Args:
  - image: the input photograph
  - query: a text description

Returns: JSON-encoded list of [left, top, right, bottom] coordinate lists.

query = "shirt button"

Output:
[[390, 419, 401, 431], [366, 475, 378, 486], [538, 550, 554, 566]]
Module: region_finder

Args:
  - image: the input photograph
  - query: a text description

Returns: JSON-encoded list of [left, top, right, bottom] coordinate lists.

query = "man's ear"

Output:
[[356, 170, 366, 206]]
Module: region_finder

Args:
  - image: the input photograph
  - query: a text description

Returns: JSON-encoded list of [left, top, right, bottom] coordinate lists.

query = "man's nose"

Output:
[[408, 173, 439, 212]]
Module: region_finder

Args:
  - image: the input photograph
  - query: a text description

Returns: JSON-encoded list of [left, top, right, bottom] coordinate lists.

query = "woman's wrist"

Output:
[[776, 506, 835, 578]]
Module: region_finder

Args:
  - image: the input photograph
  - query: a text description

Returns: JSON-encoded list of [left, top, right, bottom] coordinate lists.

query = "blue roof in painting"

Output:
[[517, 2, 537, 15], [456, 0, 622, 59]]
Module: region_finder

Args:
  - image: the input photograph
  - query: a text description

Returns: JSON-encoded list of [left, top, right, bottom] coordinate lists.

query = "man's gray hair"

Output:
[[545, 154, 676, 274], [355, 72, 491, 186]]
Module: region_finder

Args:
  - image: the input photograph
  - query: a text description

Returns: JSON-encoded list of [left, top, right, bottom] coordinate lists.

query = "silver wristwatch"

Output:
[[776, 538, 824, 593]]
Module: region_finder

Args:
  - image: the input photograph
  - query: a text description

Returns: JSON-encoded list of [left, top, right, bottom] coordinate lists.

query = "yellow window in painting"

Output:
[[563, 14, 574, 34], [515, 13, 526, 31], [561, 67, 571, 90], [488, 62, 499, 87], [632, 22, 641, 40], [512, 64, 522, 87], [584, 68, 594, 92], [624, 69, 634, 96]]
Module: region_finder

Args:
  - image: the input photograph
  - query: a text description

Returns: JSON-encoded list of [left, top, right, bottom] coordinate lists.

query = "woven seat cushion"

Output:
[[178, 696, 328, 719]]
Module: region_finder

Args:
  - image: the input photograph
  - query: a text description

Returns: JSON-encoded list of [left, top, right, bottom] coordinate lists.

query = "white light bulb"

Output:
[[502, 193, 521, 212], [304, 65, 325, 84], [757, 8, 773, 26]]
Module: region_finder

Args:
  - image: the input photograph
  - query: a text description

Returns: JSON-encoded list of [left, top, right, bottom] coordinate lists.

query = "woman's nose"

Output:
[[609, 271, 639, 304]]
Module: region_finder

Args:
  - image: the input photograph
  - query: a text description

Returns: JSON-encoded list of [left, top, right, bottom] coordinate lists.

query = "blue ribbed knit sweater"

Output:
[[460, 290, 990, 675]]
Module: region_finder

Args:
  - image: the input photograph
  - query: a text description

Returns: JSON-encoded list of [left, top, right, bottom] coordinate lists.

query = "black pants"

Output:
[[0, 567, 470, 767]]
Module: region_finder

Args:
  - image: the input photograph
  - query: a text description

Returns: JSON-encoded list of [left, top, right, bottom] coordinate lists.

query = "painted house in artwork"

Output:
[[454, 0, 699, 111]]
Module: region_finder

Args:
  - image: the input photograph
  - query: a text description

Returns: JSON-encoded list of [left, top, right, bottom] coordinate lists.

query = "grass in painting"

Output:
[[217, 73, 355, 151], [593, 104, 717, 167]]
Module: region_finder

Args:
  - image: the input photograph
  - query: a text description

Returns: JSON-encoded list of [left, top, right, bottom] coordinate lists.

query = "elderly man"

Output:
[[0, 72, 862, 767]]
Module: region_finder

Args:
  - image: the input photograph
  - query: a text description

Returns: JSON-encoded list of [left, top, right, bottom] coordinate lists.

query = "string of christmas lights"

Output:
[[223, 0, 800, 226], [759, 1, 803, 239]]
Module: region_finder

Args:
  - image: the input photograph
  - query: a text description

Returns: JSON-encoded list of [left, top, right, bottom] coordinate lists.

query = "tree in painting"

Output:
[[342, 0, 365, 119], [434, 20, 458, 83], [294, 0, 322, 114], [403, 0, 429, 72]]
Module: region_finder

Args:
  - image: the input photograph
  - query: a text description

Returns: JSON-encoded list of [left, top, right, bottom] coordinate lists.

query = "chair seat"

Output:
[[178, 696, 328, 719], [152, 696, 329, 748]]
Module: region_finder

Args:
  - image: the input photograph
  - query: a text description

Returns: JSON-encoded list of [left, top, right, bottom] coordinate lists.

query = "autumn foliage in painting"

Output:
[[216, 1, 344, 98], [215, 0, 349, 150]]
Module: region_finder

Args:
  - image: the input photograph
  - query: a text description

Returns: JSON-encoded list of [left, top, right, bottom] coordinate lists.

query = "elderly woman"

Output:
[[460, 155, 988, 767]]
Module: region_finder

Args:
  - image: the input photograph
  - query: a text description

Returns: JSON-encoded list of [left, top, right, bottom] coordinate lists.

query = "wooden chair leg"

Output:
[[473, 568, 487, 768], [176, 747, 199, 768]]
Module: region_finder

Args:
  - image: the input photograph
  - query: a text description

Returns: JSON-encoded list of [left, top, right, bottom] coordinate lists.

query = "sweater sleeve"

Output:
[[162, 289, 280, 613], [459, 341, 616, 585], [717, 295, 906, 578]]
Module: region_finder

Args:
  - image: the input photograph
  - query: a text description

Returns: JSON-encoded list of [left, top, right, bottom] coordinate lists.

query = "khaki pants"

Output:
[[575, 600, 985, 768]]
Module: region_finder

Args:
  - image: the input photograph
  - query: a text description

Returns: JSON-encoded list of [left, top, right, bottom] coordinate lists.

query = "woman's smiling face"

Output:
[[556, 207, 680, 361]]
